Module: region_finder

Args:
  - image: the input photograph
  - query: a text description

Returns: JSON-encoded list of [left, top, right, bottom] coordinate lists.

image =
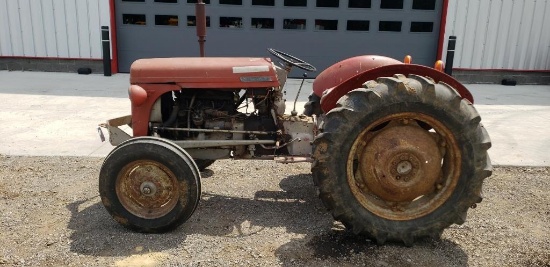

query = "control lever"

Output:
[[291, 73, 307, 116]]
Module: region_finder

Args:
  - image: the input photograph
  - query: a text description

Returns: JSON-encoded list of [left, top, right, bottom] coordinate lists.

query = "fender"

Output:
[[320, 64, 475, 113], [313, 55, 402, 97]]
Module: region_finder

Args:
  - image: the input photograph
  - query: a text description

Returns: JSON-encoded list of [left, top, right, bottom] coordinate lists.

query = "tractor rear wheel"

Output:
[[99, 137, 201, 232], [312, 74, 492, 245]]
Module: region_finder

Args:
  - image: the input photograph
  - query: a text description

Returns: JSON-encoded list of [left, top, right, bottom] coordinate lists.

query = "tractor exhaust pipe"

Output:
[[196, 0, 206, 57]]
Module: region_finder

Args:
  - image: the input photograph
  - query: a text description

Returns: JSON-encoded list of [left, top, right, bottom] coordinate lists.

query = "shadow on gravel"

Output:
[[181, 173, 330, 236], [67, 174, 468, 264], [67, 198, 185, 257], [275, 230, 468, 266]]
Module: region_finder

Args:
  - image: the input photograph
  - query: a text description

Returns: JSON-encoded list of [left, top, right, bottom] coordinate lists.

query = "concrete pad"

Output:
[[0, 70, 549, 166]]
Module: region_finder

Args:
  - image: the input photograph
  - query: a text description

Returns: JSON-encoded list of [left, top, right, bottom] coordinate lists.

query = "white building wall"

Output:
[[0, 0, 111, 59], [444, 0, 550, 70]]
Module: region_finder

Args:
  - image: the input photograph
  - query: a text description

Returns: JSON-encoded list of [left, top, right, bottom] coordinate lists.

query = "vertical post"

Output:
[[101, 26, 112, 76], [444, 36, 456, 76], [196, 0, 206, 57]]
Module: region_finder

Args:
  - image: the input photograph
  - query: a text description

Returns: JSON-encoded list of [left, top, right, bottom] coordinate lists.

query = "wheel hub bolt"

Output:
[[397, 160, 413, 175], [142, 187, 151, 194], [140, 182, 157, 196]]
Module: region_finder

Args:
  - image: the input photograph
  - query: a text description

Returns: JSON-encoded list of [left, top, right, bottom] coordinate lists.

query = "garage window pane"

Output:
[[155, 15, 178, 26], [155, 0, 177, 3], [410, 22, 433, 32], [220, 0, 242, 5], [123, 14, 146, 25], [413, 0, 436, 10], [187, 0, 211, 3], [220, 17, 243, 28], [315, 19, 338, 30], [316, 0, 339, 8], [347, 20, 369, 31], [187, 16, 211, 27], [283, 19, 307, 29], [252, 0, 274, 5], [379, 21, 401, 32], [252, 18, 274, 29], [380, 0, 403, 9], [348, 0, 370, 8], [284, 0, 307, 7]]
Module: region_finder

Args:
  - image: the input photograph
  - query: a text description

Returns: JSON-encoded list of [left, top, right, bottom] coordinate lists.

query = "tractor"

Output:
[[98, 48, 492, 246]]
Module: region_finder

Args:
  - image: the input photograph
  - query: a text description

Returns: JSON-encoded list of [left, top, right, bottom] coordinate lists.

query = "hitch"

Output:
[[98, 115, 133, 146]]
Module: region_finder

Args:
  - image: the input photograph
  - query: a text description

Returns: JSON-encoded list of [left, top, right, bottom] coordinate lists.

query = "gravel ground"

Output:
[[0, 155, 548, 266]]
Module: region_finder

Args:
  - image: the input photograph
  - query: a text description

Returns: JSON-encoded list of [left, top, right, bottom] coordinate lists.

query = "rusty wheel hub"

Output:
[[359, 123, 442, 203], [348, 114, 460, 221], [116, 160, 180, 219]]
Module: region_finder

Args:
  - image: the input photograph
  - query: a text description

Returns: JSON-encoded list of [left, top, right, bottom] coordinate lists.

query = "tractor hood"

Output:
[[130, 57, 280, 88]]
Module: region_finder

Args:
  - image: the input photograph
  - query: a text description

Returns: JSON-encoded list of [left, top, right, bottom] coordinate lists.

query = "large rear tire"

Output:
[[312, 74, 492, 245], [99, 137, 201, 232]]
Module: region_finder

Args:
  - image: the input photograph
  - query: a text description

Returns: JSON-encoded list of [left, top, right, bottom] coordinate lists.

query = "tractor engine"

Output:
[[152, 88, 282, 157]]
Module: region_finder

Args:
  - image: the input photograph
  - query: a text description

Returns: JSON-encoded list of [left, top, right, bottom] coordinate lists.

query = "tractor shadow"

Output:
[[67, 174, 467, 264], [66, 198, 187, 257]]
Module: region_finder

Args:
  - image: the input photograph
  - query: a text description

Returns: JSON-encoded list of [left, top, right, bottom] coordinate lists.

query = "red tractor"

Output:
[[99, 48, 491, 246]]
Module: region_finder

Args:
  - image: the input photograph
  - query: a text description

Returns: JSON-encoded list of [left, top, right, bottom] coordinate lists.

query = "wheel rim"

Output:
[[347, 112, 461, 221], [116, 160, 181, 219]]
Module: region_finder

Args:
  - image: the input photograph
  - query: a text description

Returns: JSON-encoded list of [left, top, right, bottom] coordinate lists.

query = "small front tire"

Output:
[[99, 137, 201, 232]]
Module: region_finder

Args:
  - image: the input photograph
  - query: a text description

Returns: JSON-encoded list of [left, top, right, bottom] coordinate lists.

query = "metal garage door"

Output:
[[115, 0, 443, 75]]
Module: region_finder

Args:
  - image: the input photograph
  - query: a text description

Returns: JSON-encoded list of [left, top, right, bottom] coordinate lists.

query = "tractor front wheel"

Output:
[[312, 74, 492, 245], [99, 137, 201, 232]]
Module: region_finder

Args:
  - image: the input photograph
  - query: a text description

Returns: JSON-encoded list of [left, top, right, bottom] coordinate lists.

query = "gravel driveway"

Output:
[[0, 155, 548, 266]]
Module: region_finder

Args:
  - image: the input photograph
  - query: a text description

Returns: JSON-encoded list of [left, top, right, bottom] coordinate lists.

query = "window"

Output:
[[347, 20, 369, 31], [252, 0, 274, 6], [220, 17, 242, 28], [187, 16, 211, 27], [379, 21, 401, 32], [187, 0, 211, 3], [380, 0, 403, 9], [315, 19, 338, 30], [410, 22, 433, 32], [348, 0, 370, 8], [413, 0, 436, 10], [220, 0, 242, 5], [316, 0, 339, 8], [155, 0, 177, 3], [283, 19, 307, 29], [252, 18, 274, 29], [123, 14, 146, 25], [122, 0, 145, 2], [155, 15, 178, 26], [284, 0, 306, 7]]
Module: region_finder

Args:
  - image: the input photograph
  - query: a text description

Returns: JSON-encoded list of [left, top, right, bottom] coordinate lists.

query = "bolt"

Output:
[[436, 184, 443, 190], [396, 176, 401, 180], [397, 160, 413, 175], [142, 186, 151, 195]]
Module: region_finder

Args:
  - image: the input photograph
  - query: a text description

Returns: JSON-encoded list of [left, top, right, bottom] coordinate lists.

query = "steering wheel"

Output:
[[268, 48, 317, 72]]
